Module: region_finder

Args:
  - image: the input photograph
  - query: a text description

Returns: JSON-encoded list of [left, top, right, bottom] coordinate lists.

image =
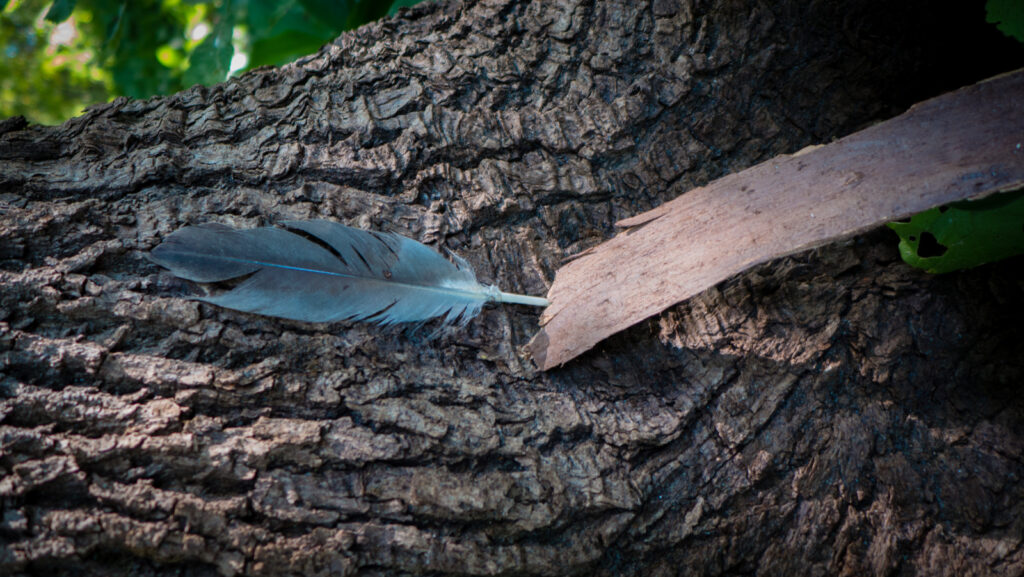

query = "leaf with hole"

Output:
[[887, 189, 1024, 274]]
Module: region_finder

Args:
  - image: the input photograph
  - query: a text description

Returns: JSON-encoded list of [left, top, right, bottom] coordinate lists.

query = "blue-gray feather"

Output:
[[148, 220, 494, 326]]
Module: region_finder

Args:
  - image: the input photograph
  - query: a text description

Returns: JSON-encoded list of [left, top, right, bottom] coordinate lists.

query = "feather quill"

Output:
[[148, 220, 549, 326]]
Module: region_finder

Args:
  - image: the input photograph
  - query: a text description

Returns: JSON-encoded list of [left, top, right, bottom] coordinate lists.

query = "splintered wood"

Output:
[[530, 69, 1024, 370]]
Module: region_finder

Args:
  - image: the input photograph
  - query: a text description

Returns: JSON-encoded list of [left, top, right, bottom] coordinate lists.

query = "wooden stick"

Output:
[[529, 69, 1024, 370]]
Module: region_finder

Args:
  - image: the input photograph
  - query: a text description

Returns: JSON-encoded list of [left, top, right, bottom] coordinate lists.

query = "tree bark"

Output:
[[1, 0, 1023, 575]]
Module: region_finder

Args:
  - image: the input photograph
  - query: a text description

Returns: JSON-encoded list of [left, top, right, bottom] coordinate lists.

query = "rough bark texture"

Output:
[[1, 0, 1023, 575]]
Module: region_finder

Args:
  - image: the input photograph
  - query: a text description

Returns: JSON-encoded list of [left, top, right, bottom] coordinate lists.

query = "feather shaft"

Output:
[[495, 292, 551, 307]]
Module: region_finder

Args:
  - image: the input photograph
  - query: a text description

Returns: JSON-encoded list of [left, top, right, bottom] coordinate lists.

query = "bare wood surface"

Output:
[[1, 0, 1023, 575], [530, 69, 1024, 370]]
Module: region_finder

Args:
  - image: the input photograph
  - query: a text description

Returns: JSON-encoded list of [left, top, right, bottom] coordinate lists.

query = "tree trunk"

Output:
[[1, 0, 1023, 575]]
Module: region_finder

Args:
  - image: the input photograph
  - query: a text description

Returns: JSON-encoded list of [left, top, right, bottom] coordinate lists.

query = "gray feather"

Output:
[[148, 220, 548, 326]]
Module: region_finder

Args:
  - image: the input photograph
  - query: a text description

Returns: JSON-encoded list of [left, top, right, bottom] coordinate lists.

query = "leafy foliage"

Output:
[[0, 0, 111, 125], [80, 0, 200, 100], [888, 189, 1024, 274], [1, 0, 424, 124]]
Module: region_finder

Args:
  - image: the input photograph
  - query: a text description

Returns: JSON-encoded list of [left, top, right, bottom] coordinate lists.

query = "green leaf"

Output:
[[250, 30, 330, 69], [183, 5, 235, 87], [296, 0, 354, 30], [388, 0, 425, 17], [44, 0, 77, 23], [246, 0, 338, 69], [298, 0, 400, 31], [344, 0, 394, 29], [1, 1, 10, 13], [888, 189, 1024, 274], [246, 0, 289, 33], [986, 0, 1024, 43], [103, 0, 126, 48]]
